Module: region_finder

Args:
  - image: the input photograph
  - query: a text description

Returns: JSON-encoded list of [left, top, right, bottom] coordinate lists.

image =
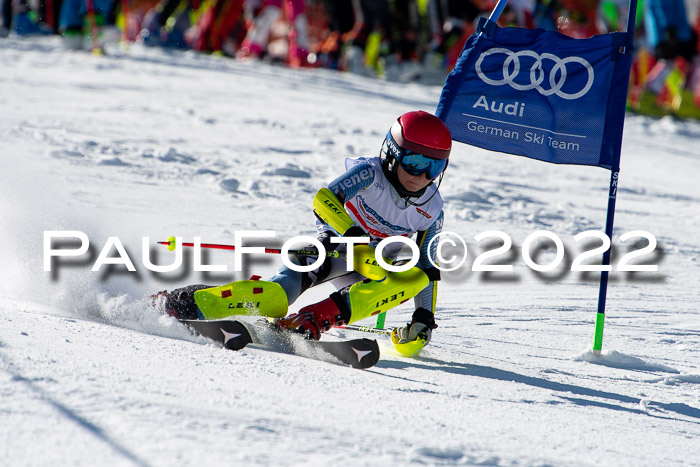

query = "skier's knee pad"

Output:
[[345, 267, 429, 324], [352, 244, 389, 281], [194, 280, 288, 320]]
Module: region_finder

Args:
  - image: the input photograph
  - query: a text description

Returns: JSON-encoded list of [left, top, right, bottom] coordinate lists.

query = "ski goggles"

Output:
[[385, 131, 448, 180], [398, 151, 448, 180]]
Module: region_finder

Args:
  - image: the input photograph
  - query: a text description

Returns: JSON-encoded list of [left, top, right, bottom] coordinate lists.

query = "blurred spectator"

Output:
[[236, 0, 310, 66], [1, 0, 11, 36], [507, 0, 536, 28], [308, 0, 354, 69], [645, 57, 688, 110], [645, 0, 696, 60], [533, 0, 560, 31], [556, 0, 602, 38], [341, 0, 391, 76], [599, 0, 630, 32], [425, 0, 482, 71], [6, 0, 55, 35], [191, 0, 243, 53], [138, 0, 198, 48], [383, 0, 424, 82], [38, 0, 63, 33], [59, 0, 117, 48], [4, 0, 698, 116]]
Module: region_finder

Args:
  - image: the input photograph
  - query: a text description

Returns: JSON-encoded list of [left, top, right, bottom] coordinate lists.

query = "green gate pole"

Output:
[[593, 0, 637, 355], [375, 312, 386, 330]]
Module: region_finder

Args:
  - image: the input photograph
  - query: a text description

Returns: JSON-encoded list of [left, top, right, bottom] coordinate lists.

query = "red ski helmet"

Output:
[[383, 111, 452, 184], [390, 111, 452, 160]]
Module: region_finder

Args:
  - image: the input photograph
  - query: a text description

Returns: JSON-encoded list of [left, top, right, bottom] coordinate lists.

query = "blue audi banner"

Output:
[[436, 21, 633, 170]]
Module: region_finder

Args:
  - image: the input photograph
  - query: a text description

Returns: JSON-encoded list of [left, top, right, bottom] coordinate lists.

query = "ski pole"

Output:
[[158, 236, 343, 258]]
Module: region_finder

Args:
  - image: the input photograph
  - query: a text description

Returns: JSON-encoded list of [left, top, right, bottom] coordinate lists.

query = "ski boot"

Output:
[[150, 284, 210, 320], [275, 293, 350, 340]]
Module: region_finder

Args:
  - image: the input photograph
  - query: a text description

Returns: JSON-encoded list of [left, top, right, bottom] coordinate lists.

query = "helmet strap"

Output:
[[405, 172, 444, 207]]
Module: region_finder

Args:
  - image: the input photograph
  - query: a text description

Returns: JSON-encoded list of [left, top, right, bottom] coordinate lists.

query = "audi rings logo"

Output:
[[475, 48, 594, 100]]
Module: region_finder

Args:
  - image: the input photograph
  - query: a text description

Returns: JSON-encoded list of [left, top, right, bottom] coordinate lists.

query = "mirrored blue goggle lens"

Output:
[[400, 152, 447, 179]]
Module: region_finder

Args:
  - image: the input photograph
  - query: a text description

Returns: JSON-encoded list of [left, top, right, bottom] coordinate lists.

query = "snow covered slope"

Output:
[[1, 37, 699, 466]]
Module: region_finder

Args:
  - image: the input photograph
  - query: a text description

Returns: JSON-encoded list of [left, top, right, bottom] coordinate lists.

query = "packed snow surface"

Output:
[[1, 37, 699, 466]]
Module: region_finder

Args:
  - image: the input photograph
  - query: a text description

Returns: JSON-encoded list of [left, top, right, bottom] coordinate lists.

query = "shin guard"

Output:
[[194, 280, 288, 320], [345, 267, 429, 324]]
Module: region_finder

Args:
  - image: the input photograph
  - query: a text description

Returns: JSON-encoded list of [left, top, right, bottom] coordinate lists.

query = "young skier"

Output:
[[155, 110, 451, 356]]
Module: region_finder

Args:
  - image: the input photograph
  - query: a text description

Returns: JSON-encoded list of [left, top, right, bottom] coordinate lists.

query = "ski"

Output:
[[180, 318, 380, 369], [180, 318, 252, 351]]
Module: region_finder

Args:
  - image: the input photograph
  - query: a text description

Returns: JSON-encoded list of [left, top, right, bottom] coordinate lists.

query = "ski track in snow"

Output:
[[1, 36, 699, 466]]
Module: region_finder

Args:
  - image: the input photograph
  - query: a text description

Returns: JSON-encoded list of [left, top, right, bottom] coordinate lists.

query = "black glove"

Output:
[[394, 308, 437, 344], [318, 230, 339, 251]]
